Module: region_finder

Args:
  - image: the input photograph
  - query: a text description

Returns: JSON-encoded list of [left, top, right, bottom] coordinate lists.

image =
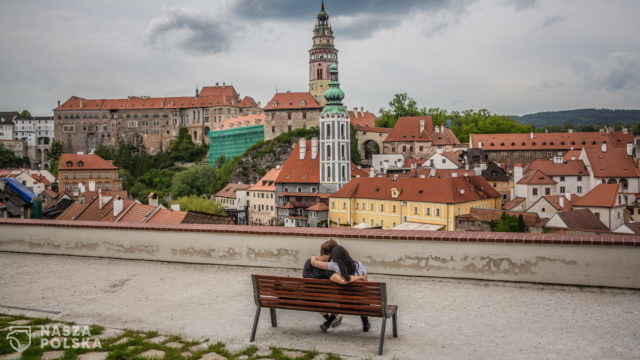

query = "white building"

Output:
[[425, 151, 463, 170], [0, 112, 17, 140]]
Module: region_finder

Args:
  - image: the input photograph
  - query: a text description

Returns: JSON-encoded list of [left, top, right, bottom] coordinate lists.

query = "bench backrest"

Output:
[[252, 274, 388, 317]]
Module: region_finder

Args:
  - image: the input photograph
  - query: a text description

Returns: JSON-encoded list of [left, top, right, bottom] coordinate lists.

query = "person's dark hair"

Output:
[[330, 245, 358, 282], [320, 239, 337, 256]]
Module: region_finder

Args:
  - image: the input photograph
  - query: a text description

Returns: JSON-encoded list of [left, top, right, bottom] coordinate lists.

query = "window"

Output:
[[545, 187, 551, 195], [502, 152, 508, 158], [342, 202, 346, 209], [541, 207, 546, 213], [524, 152, 530, 158], [547, 152, 553, 158], [287, 125, 292, 132], [532, 188, 538, 196], [595, 212, 600, 219], [380, 204, 384, 211], [302, 112, 307, 119], [392, 205, 396, 213], [560, 176, 565, 182], [536, 152, 542, 158], [435, 208, 440, 217], [577, 186, 583, 193], [414, 207, 418, 215], [370, 204, 374, 211], [426, 208, 430, 216], [272, 126, 275, 133], [287, 112, 292, 120], [560, 186, 565, 193], [577, 176, 582, 182]]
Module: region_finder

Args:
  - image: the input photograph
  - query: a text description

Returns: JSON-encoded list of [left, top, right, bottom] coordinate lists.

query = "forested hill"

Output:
[[513, 109, 640, 128]]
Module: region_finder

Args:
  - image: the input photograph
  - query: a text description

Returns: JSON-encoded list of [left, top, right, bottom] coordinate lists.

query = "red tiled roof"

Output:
[[30, 173, 52, 186], [524, 159, 588, 176], [502, 197, 526, 210], [348, 110, 377, 128], [384, 116, 460, 145], [470, 131, 634, 150], [442, 152, 463, 167], [74, 196, 116, 221], [146, 208, 187, 224], [582, 146, 640, 178], [276, 140, 320, 184], [573, 183, 621, 208], [517, 170, 557, 185], [215, 183, 252, 199], [44, 189, 58, 198], [58, 154, 118, 170], [306, 202, 329, 211], [56, 202, 86, 220], [263, 92, 320, 111], [427, 169, 476, 178], [117, 203, 158, 223], [331, 176, 500, 204], [54, 86, 250, 111], [239, 96, 259, 108], [100, 199, 135, 222], [563, 150, 582, 161], [351, 164, 369, 178], [551, 209, 610, 232], [249, 168, 282, 192], [281, 202, 295, 209], [213, 113, 264, 131]]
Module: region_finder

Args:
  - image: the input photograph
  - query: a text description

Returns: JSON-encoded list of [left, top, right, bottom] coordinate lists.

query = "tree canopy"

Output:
[[0, 143, 28, 168], [171, 196, 226, 215], [19, 110, 31, 118]]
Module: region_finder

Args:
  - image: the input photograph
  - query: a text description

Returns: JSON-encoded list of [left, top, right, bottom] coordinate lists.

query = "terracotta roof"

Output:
[[354, 125, 392, 133], [54, 86, 250, 111], [146, 208, 188, 224], [58, 154, 118, 171], [306, 202, 329, 211], [44, 189, 58, 198], [56, 202, 86, 220], [281, 202, 294, 209], [573, 183, 621, 208], [276, 140, 320, 184], [551, 209, 610, 232], [469, 131, 634, 150], [331, 176, 500, 204], [563, 150, 582, 161], [524, 159, 588, 176], [425, 169, 476, 178], [582, 146, 640, 178], [517, 170, 557, 185], [384, 116, 460, 146], [100, 199, 135, 222], [213, 113, 265, 131], [117, 202, 158, 223], [74, 196, 116, 221], [348, 110, 377, 128], [539, 194, 580, 211], [239, 96, 259, 108], [215, 183, 252, 199], [456, 208, 542, 226], [249, 168, 282, 191], [503, 197, 526, 210], [30, 173, 52, 186], [351, 164, 369, 178], [623, 222, 640, 235], [263, 92, 320, 111]]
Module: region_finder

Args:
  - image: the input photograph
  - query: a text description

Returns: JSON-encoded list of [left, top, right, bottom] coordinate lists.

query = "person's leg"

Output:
[[331, 314, 342, 328], [320, 314, 337, 332], [361, 316, 370, 332]]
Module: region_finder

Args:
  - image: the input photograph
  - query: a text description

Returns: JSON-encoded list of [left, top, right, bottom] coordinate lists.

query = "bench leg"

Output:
[[392, 313, 398, 338], [270, 308, 278, 327], [250, 306, 261, 342], [378, 317, 387, 356]]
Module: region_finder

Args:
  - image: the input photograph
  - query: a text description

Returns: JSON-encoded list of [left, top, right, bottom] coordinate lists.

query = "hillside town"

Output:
[[1, 2, 640, 237]]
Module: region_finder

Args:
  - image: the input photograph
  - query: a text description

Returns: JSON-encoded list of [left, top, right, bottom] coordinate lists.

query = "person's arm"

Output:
[[329, 272, 348, 284], [351, 275, 368, 282], [310, 256, 330, 270]]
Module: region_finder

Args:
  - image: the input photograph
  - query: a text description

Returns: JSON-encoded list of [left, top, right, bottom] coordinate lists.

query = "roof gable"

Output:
[[264, 92, 320, 111]]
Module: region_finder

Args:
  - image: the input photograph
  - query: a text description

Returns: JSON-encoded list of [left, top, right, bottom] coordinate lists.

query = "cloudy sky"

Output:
[[0, 0, 638, 116]]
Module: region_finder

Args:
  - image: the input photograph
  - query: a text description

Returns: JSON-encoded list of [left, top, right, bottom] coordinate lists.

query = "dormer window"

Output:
[[300, 100, 306, 107], [77, 161, 84, 167], [66, 161, 73, 167], [272, 101, 278, 107]]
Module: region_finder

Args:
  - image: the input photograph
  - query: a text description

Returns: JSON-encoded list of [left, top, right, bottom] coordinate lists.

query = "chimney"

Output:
[[530, 132, 534, 140], [98, 193, 103, 209], [57, 100, 60, 107], [429, 168, 436, 177], [568, 128, 574, 133], [195, 88, 199, 99], [478, 141, 483, 149], [514, 163, 524, 183], [276, 164, 281, 170], [419, 119, 425, 133], [73, 189, 79, 197], [623, 128, 629, 134], [311, 137, 318, 160], [474, 165, 482, 176], [148, 192, 158, 207], [627, 142, 634, 156], [369, 168, 375, 177], [88, 180, 95, 192], [113, 196, 124, 216], [451, 172, 458, 178], [299, 138, 307, 160], [601, 142, 607, 153], [434, 125, 440, 133], [79, 98, 83, 108], [171, 204, 180, 211], [558, 196, 564, 208], [79, 183, 86, 193]]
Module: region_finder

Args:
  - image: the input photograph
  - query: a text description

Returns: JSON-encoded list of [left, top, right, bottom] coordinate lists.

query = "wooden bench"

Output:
[[250, 274, 398, 355]]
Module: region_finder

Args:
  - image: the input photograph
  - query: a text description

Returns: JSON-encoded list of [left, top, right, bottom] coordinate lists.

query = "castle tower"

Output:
[[309, 0, 338, 107], [320, 63, 351, 194]]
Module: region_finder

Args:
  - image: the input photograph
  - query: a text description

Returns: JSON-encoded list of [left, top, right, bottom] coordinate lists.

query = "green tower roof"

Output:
[[322, 63, 346, 115]]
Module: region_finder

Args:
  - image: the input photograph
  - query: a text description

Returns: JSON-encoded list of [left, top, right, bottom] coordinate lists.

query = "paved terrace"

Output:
[[1, 252, 639, 360]]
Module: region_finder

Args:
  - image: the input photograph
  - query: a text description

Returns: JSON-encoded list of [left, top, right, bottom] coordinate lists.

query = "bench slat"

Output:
[[259, 298, 383, 314], [258, 289, 381, 303], [257, 279, 382, 293], [256, 275, 381, 288], [259, 302, 384, 317]]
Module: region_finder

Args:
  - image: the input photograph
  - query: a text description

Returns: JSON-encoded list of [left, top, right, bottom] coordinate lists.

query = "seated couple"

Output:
[[302, 239, 371, 333]]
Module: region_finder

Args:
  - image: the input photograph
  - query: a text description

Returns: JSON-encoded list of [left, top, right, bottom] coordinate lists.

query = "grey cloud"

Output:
[[144, 7, 233, 55], [500, 0, 538, 11], [541, 15, 564, 29], [527, 80, 563, 93], [230, 0, 474, 39], [574, 52, 640, 91]]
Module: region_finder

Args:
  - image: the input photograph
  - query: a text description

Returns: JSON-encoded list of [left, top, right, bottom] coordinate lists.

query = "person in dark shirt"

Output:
[[302, 239, 342, 330]]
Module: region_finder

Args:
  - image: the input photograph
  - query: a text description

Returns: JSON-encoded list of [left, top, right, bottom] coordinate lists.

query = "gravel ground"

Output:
[[0, 252, 638, 360]]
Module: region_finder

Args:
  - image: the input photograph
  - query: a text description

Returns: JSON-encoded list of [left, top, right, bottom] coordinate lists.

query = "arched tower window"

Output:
[[317, 69, 323, 79]]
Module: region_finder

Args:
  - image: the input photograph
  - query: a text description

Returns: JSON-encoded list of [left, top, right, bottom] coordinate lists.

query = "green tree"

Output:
[[0, 143, 27, 168], [48, 140, 64, 174], [517, 214, 526, 232], [350, 125, 361, 165], [375, 93, 424, 128], [170, 165, 218, 198], [491, 212, 526, 232], [19, 110, 31, 118], [170, 127, 207, 163], [172, 196, 226, 215], [94, 144, 114, 160]]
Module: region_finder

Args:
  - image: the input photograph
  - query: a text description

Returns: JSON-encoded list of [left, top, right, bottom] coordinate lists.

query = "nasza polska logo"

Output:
[[6, 325, 102, 352]]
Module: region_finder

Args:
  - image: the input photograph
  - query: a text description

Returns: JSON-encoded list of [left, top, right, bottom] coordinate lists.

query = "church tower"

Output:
[[320, 63, 351, 194], [309, 0, 338, 107]]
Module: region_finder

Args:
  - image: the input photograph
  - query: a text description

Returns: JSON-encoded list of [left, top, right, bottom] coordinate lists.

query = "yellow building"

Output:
[[329, 176, 501, 231]]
